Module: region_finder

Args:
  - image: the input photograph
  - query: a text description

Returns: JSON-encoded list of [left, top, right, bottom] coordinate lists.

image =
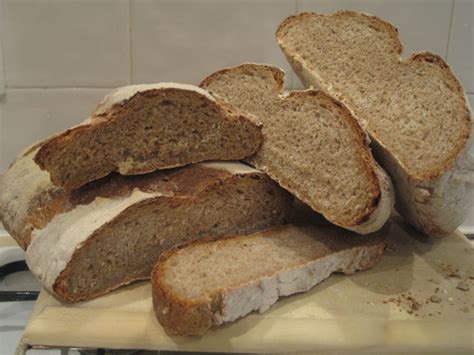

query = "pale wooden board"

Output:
[[21, 217, 474, 352]]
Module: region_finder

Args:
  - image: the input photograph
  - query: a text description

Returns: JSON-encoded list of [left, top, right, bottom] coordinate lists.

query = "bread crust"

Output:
[[34, 85, 263, 189], [0, 145, 67, 249], [200, 63, 394, 234], [152, 225, 386, 336], [277, 11, 473, 236], [25, 163, 293, 303]]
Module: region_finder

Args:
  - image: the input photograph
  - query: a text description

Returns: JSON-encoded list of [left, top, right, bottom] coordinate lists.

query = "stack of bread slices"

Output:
[[0, 11, 472, 337]]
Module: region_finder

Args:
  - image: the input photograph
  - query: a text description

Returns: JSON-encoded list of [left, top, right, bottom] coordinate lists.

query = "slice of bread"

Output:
[[277, 11, 474, 236], [24, 161, 293, 303], [152, 224, 386, 336], [33, 83, 263, 189], [201, 63, 394, 234]]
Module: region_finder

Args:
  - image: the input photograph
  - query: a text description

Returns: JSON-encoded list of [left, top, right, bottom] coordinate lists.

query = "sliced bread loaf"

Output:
[[24, 161, 293, 303], [277, 11, 474, 236], [200, 63, 394, 234], [152, 224, 386, 336], [33, 83, 263, 189]]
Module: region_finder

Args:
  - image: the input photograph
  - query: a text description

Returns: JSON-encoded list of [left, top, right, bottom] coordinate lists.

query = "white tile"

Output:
[[0, 101, 4, 172], [0, 1, 5, 95], [299, 0, 452, 57], [131, 0, 296, 88], [0, 88, 110, 172], [447, 0, 473, 93], [3, 0, 130, 87]]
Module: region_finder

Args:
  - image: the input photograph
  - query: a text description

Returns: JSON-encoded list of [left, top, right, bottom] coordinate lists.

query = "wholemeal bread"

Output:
[[24, 161, 293, 303], [201, 63, 394, 234], [33, 83, 263, 189], [152, 224, 386, 336], [277, 11, 474, 236]]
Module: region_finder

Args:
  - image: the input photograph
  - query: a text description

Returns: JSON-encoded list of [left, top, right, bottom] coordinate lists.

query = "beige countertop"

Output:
[[17, 215, 474, 353]]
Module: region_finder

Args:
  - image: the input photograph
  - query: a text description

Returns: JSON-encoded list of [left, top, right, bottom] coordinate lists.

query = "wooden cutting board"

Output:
[[21, 216, 474, 353]]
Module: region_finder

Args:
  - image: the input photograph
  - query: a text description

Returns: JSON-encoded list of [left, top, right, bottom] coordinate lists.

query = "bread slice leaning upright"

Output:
[[201, 63, 394, 234], [152, 224, 386, 336], [25, 162, 293, 303], [34, 83, 263, 189], [277, 11, 474, 236]]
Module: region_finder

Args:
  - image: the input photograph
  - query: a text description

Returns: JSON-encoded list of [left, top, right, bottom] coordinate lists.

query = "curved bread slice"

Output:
[[152, 224, 386, 336], [25, 162, 293, 303], [34, 83, 263, 189], [201, 63, 393, 234], [277, 11, 474, 236]]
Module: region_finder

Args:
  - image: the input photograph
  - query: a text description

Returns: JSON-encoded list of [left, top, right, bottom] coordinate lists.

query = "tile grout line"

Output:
[[128, 0, 133, 84], [445, 0, 456, 60]]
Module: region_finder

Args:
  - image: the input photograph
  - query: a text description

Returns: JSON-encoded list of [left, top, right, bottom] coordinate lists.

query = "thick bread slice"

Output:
[[25, 162, 293, 303], [152, 224, 386, 336], [277, 11, 474, 236], [201, 63, 393, 234], [33, 83, 263, 189]]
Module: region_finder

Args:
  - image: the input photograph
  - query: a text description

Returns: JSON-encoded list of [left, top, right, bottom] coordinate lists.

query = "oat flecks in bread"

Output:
[[25, 162, 293, 303], [201, 63, 394, 234], [152, 224, 386, 336], [277, 11, 474, 236], [33, 83, 263, 189]]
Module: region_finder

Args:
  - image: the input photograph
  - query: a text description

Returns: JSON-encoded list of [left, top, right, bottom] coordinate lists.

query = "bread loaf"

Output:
[[34, 83, 263, 189], [277, 11, 474, 236], [0, 144, 67, 249], [201, 63, 394, 234], [24, 161, 293, 303], [152, 224, 386, 336]]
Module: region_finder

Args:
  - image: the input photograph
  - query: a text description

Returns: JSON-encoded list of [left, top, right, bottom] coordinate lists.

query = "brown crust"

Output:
[[34, 87, 263, 189], [151, 225, 386, 336], [277, 12, 472, 181], [201, 63, 383, 228]]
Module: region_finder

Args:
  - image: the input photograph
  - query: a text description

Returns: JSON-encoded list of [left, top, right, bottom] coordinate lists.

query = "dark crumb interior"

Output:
[[56, 174, 292, 302], [41, 89, 261, 188]]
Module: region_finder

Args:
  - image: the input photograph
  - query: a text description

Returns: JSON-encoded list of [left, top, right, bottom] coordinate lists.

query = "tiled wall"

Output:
[[0, 0, 472, 231]]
